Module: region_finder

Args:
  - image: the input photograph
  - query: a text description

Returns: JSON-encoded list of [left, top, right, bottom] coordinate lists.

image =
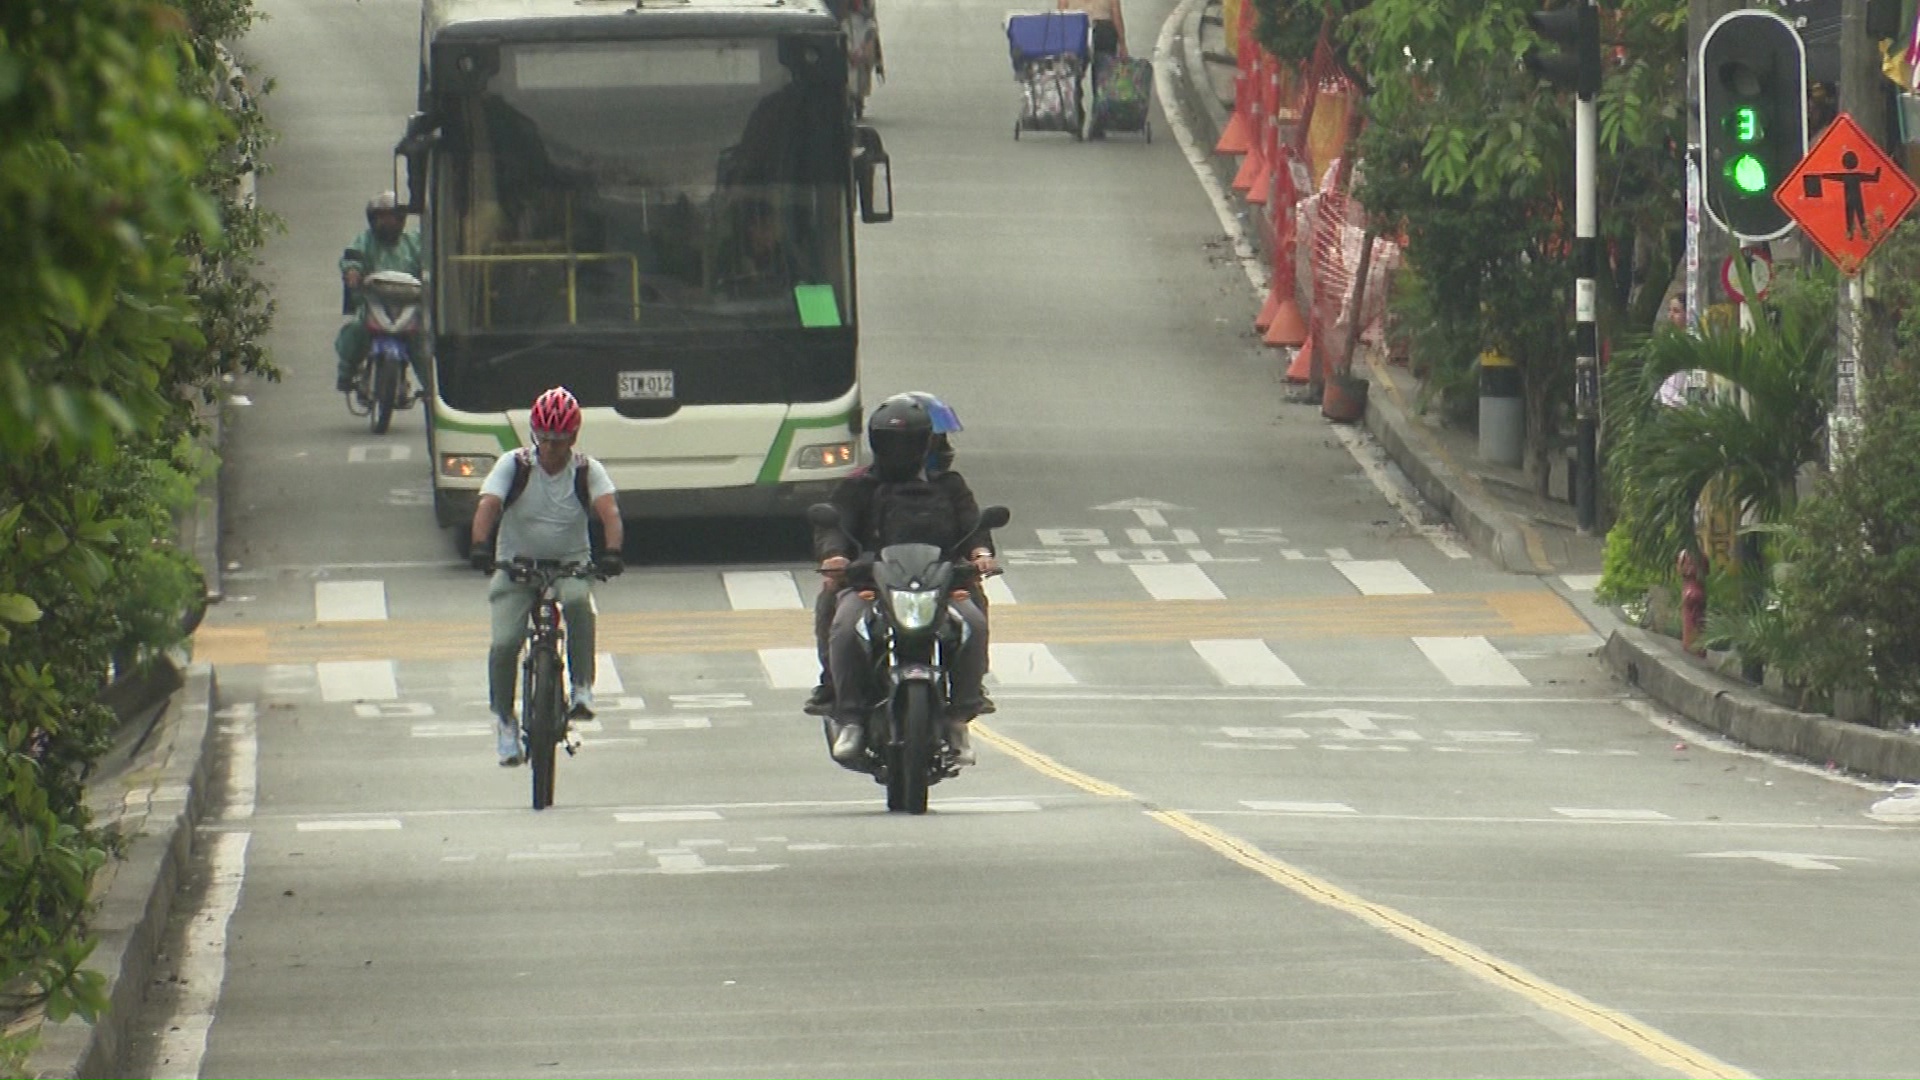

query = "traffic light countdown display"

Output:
[[1699, 9, 1807, 240]]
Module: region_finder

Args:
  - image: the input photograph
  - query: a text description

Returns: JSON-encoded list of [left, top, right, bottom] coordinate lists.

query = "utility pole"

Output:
[[1834, 0, 1887, 461], [1526, 0, 1602, 532]]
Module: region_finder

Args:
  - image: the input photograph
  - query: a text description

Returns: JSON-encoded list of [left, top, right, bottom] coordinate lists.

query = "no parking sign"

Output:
[[1719, 247, 1772, 302]]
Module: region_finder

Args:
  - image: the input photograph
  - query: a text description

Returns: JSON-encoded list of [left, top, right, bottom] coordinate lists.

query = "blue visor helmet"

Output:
[[900, 391, 963, 434]]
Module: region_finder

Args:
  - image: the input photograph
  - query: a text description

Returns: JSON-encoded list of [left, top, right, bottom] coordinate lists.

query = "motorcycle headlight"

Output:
[[886, 588, 940, 631]]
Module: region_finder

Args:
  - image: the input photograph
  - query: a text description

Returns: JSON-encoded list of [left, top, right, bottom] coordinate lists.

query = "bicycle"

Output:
[[493, 558, 606, 810]]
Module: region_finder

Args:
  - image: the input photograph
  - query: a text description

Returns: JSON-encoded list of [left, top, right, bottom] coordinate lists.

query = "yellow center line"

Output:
[[973, 723, 1754, 1080]]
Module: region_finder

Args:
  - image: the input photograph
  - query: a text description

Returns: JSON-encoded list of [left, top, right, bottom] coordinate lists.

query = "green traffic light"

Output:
[[1729, 105, 1762, 143], [1725, 153, 1770, 195]]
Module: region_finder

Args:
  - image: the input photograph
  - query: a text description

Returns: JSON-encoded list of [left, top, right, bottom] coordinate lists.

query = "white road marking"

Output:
[[296, 818, 403, 831], [1334, 560, 1432, 596], [1553, 808, 1672, 821], [347, 443, 412, 464], [1220, 726, 1310, 740], [933, 798, 1042, 813], [1560, 573, 1603, 592], [1689, 850, 1864, 871], [592, 652, 623, 696], [313, 580, 388, 622], [1413, 636, 1530, 686], [1130, 563, 1225, 600], [627, 716, 712, 730], [214, 702, 259, 821], [1191, 639, 1304, 687], [758, 646, 821, 689], [615, 809, 723, 823], [411, 721, 489, 738], [723, 570, 803, 610], [315, 660, 398, 702], [1243, 800, 1358, 814], [988, 642, 1077, 685], [147, 830, 250, 1080], [982, 574, 1018, 605]]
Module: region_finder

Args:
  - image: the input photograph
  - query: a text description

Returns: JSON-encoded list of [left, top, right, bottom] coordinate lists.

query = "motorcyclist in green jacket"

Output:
[[335, 191, 426, 393]]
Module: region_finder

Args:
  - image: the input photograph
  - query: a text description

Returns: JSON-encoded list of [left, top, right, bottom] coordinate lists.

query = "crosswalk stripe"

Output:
[[315, 660, 398, 702], [314, 581, 387, 622], [1413, 636, 1529, 686], [757, 647, 820, 689], [1190, 639, 1305, 687], [982, 574, 1018, 606], [1334, 560, 1432, 596], [723, 571, 804, 610], [1130, 563, 1225, 601], [988, 642, 1077, 685], [592, 652, 624, 696]]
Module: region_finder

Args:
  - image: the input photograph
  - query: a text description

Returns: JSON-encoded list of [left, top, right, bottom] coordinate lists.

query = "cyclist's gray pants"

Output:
[[488, 571, 596, 719]]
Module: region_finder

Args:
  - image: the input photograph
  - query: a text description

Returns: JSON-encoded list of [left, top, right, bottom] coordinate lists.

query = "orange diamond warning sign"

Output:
[[1774, 113, 1919, 276]]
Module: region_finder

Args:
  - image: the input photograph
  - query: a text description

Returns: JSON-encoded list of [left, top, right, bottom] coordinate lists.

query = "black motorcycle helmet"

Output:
[[867, 394, 934, 482]]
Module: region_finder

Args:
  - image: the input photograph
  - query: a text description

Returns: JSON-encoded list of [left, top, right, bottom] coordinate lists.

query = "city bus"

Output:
[[396, 0, 893, 552]]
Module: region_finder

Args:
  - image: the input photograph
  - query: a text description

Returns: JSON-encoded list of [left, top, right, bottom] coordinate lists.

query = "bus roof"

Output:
[[424, 0, 840, 39]]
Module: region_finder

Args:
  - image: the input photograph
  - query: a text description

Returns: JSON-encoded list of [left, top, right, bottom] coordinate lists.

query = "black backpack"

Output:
[[873, 479, 959, 548]]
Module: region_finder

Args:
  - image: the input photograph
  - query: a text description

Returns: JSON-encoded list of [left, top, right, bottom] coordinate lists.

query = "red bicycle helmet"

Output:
[[529, 386, 582, 436]]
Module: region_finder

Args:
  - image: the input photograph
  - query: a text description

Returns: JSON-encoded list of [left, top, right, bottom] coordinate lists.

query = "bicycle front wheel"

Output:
[[527, 648, 564, 810]]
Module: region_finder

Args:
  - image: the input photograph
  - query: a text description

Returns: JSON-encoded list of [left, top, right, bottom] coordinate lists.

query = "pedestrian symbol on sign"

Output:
[[1774, 113, 1920, 276], [1800, 151, 1881, 240]]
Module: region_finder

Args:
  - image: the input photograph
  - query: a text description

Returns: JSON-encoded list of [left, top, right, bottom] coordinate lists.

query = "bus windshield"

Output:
[[436, 38, 852, 336]]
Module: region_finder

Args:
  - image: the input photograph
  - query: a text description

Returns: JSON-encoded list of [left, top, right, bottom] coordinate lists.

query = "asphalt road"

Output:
[[128, 0, 1920, 1076]]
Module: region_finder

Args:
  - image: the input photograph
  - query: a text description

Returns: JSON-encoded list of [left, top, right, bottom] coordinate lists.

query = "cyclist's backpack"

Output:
[[874, 479, 959, 548], [492, 449, 605, 557], [501, 448, 592, 515]]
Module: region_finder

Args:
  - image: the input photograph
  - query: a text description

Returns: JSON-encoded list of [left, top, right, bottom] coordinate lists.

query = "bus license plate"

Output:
[[618, 370, 674, 400]]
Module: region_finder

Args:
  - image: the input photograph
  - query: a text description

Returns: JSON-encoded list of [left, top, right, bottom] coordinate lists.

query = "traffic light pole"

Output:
[[1574, 78, 1600, 532]]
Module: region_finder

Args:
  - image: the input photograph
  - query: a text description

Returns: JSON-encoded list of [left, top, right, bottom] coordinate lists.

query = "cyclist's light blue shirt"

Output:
[[481, 451, 616, 565]]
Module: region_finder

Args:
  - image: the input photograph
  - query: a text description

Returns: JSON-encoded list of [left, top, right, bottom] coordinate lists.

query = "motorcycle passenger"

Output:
[[815, 395, 996, 767], [469, 387, 626, 767], [335, 191, 426, 394], [805, 392, 995, 715]]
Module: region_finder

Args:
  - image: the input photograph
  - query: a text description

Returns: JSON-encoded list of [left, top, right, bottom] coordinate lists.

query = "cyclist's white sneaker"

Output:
[[495, 715, 522, 767], [569, 684, 595, 720]]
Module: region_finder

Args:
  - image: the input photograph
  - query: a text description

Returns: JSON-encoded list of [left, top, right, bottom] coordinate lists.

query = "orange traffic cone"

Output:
[[1230, 92, 1267, 192], [1263, 295, 1307, 348], [1213, 63, 1254, 156], [1284, 331, 1314, 382]]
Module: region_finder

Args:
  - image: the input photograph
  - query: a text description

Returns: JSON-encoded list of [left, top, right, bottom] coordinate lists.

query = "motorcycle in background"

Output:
[[342, 250, 423, 435], [808, 501, 1011, 814]]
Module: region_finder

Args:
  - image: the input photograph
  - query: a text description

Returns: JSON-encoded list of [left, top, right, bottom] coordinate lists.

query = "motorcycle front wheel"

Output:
[[370, 358, 398, 434], [890, 682, 934, 814]]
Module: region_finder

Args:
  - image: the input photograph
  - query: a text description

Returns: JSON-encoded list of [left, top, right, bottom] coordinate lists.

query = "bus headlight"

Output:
[[440, 453, 496, 479], [886, 588, 939, 631], [796, 441, 855, 469]]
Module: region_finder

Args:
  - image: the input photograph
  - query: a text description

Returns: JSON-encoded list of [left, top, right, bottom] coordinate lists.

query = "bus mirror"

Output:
[[395, 112, 441, 215], [854, 126, 893, 224]]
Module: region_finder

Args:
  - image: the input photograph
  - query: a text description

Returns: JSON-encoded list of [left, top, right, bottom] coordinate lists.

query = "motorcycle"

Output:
[[808, 501, 1012, 814], [342, 250, 423, 435]]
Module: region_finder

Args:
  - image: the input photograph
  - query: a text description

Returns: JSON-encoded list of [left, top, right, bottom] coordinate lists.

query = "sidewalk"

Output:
[[1168, 0, 1920, 785]]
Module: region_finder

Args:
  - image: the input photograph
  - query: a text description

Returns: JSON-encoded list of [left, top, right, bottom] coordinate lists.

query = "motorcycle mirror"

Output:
[[806, 503, 842, 530], [978, 505, 1011, 531]]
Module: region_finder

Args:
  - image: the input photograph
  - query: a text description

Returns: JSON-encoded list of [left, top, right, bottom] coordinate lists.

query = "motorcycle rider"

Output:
[[815, 395, 996, 767], [335, 191, 426, 394], [469, 387, 625, 766], [805, 392, 993, 715]]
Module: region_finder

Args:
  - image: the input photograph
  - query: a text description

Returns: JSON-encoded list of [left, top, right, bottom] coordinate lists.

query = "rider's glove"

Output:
[[596, 552, 625, 578], [469, 548, 493, 574]]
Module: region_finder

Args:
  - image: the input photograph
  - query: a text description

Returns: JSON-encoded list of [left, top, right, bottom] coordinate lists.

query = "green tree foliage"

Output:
[[1600, 267, 1835, 578], [1773, 362, 1920, 717], [1345, 0, 1687, 493], [0, 0, 274, 1053]]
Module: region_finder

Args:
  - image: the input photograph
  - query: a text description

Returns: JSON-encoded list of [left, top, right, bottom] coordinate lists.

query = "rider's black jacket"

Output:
[[813, 468, 994, 564]]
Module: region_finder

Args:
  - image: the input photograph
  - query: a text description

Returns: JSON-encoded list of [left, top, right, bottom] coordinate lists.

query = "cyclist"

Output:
[[469, 387, 625, 766]]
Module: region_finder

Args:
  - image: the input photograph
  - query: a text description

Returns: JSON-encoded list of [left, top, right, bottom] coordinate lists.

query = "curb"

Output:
[[1603, 628, 1920, 783], [26, 665, 220, 1080]]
